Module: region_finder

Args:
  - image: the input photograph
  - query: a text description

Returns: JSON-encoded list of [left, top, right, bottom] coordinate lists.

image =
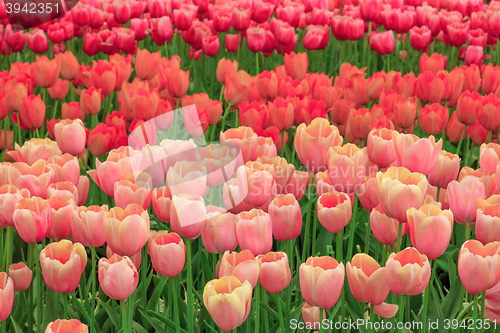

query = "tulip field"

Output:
[[2, 0, 500, 332]]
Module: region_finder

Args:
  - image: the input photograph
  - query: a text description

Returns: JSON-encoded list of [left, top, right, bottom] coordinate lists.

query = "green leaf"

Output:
[[98, 299, 119, 328], [10, 317, 24, 333], [132, 321, 149, 333], [441, 276, 465, 320], [140, 310, 168, 333], [343, 303, 368, 333], [148, 275, 169, 311]]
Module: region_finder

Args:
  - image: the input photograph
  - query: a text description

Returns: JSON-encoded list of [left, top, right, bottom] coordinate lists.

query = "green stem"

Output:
[[90, 247, 97, 333], [285, 240, 292, 332], [319, 306, 324, 333], [336, 230, 343, 263], [63, 292, 67, 319], [276, 291, 285, 332], [172, 276, 180, 333], [480, 290, 486, 333], [370, 305, 375, 333], [364, 219, 371, 253], [186, 239, 195, 333], [346, 193, 358, 261], [396, 222, 403, 253], [121, 299, 128, 333], [302, 197, 315, 263], [220, 104, 231, 134], [16, 112, 22, 144], [398, 294, 405, 324], [311, 200, 318, 256], [465, 222, 470, 242], [141, 245, 148, 312], [473, 293, 479, 333], [464, 131, 471, 167], [254, 283, 260, 333], [422, 260, 435, 331], [37, 240, 44, 333], [255, 52, 259, 76], [51, 100, 59, 120], [280, 130, 285, 157], [4, 226, 12, 272], [367, 22, 372, 76], [27, 243, 34, 333]]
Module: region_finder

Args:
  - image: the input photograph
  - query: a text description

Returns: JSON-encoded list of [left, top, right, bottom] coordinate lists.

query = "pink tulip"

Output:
[[448, 175, 485, 225], [47, 182, 79, 203], [9, 262, 32, 291], [299, 256, 344, 309], [236, 209, 273, 256], [71, 205, 109, 248], [104, 204, 150, 256], [13, 197, 52, 243], [99, 254, 139, 300], [385, 247, 431, 295], [256, 252, 291, 294], [427, 151, 460, 189], [480, 143, 500, 175], [0, 272, 14, 322], [167, 161, 207, 197], [346, 253, 390, 305], [170, 194, 206, 239], [317, 191, 352, 234], [367, 128, 396, 169], [294, 118, 343, 173], [327, 143, 366, 193], [301, 303, 326, 331], [268, 194, 302, 241], [392, 132, 442, 175], [476, 196, 500, 244], [87, 154, 133, 197], [203, 276, 252, 332], [458, 240, 500, 295], [8, 160, 53, 198], [219, 250, 260, 289], [152, 187, 172, 223], [47, 154, 80, 186], [40, 240, 87, 293], [201, 206, 238, 254], [114, 173, 153, 210], [376, 167, 428, 222], [47, 197, 76, 240], [357, 173, 380, 212], [44, 319, 89, 333], [238, 161, 276, 207], [0, 184, 29, 228], [54, 119, 87, 156], [148, 230, 186, 277], [370, 205, 401, 247], [406, 204, 454, 260], [106, 246, 141, 270]]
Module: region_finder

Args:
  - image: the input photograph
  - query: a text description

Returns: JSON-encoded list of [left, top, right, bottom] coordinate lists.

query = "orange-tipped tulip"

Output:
[[104, 204, 150, 256], [376, 167, 428, 222], [202, 206, 238, 254], [54, 119, 87, 156], [236, 209, 273, 256], [385, 247, 431, 295], [317, 191, 352, 234], [135, 49, 161, 80], [203, 276, 252, 332], [219, 249, 260, 288], [392, 132, 442, 175], [40, 240, 87, 293], [268, 194, 302, 241], [447, 176, 485, 225], [71, 205, 109, 248], [299, 256, 344, 310], [44, 319, 89, 333], [458, 240, 500, 295], [0, 272, 14, 322], [8, 262, 32, 291], [13, 197, 52, 243], [346, 253, 390, 305], [476, 196, 500, 244]]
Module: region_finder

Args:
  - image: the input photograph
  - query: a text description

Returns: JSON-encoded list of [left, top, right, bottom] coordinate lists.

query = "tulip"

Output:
[[327, 144, 366, 193], [300, 256, 345, 309], [347, 253, 390, 305], [40, 240, 87, 293], [301, 303, 326, 331], [409, 26, 432, 51], [0, 184, 29, 229], [225, 34, 240, 53], [54, 119, 86, 156], [393, 98, 417, 130], [202, 36, 220, 57], [370, 205, 401, 247], [201, 206, 237, 254], [284, 52, 308, 81], [458, 240, 500, 295], [257, 252, 291, 294], [268, 194, 302, 241], [165, 68, 190, 98], [480, 143, 500, 175], [90, 60, 118, 96], [331, 16, 364, 41], [235, 209, 272, 256], [170, 194, 206, 239], [44, 319, 89, 333], [415, 71, 446, 103], [48, 79, 70, 101], [448, 176, 485, 225], [203, 276, 252, 332], [114, 173, 152, 210], [406, 204, 453, 260], [376, 166, 428, 222], [366, 128, 396, 168], [46, 197, 76, 240], [216, 58, 238, 84], [476, 197, 500, 244], [456, 90, 481, 126], [360, 0, 381, 21], [223, 70, 251, 107], [61, 102, 85, 121], [104, 204, 150, 256], [370, 31, 395, 55], [238, 161, 275, 208], [294, 118, 343, 173], [19, 94, 46, 130], [55, 51, 79, 81], [46, 154, 79, 186], [0, 272, 14, 322], [357, 174, 379, 212], [13, 197, 52, 243], [32, 56, 59, 88], [87, 124, 116, 157], [167, 161, 207, 198], [148, 230, 186, 277], [9, 262, 32, 291], [71, 205, 108, 248], [317, 191, 352, 234], [392, 132, 442, 175], [478, 94, 500, 131], [80, 87, 101, 116], [219, 250, 260, 288], [135, 49, 161, 81], [385, 247, 431, 295], [99, 254, 139, 300], [282, 170, 310, 201]]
